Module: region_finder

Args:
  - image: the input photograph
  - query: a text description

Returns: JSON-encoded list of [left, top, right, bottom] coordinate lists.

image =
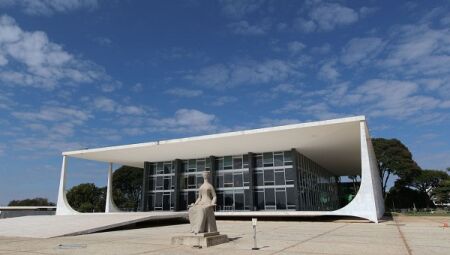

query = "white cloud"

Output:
[[219, 0, 265, 19], [381, 24, 450, 77], [295, 2, 360, 32], [311, 43, 331, 54], [148, 109, 217, 133], [0, 15, 106, 89], [187, 59, 299, 88], [131, 83, 144, 92], [0, 89, 14, 109], [93, 97, 116, 112], [116, 105, 146, 115], [274, 100, 342, 120], [359, 6, 378, 18], [211, 96, 237, 106], [318, 61, 339, 81], [341, 37, 384, 65], [293, 17, 316, 33], [12, 105, 91, 125], [100, 81, 122, 92], [93, 36, 112, 46], [309, 3, 359, 31], [0, 0, 99, 16], [272, 83, 302, 95], [92, 96, 148, 115], [441, 16, 450, 26], [228, 20, 269, 35], [287, 41, 306, 55], [338, 79, 445, 120], [165, 87, 203, 98]]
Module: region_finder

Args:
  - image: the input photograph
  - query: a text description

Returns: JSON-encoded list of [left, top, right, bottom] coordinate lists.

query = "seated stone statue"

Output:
[[188, 171, 218, 234]]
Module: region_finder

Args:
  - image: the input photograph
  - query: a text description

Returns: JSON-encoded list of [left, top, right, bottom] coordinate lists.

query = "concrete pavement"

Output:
[[0, 215, 448, 254]]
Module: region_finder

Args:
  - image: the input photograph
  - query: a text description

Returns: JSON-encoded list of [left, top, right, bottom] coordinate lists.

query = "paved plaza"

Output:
[[0, 215, 449, 255]]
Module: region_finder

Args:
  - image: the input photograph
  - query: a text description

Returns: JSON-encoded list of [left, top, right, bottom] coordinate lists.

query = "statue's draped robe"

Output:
[[188, 184, 217, 234]]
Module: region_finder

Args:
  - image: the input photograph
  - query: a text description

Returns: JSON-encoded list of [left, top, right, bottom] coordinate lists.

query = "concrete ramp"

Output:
[[0, 212, 187, 238]]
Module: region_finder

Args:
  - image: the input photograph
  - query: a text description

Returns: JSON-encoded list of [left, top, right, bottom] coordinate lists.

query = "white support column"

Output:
[[332, 120, 384, 223], [105, 163, 121, 213], [56, 156, 78, 215]]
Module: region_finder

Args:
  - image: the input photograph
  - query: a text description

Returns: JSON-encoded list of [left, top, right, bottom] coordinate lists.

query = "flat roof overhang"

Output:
[[63, 116, 365, 176]]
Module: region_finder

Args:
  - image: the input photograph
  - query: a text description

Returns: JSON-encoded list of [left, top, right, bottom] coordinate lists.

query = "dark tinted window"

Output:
[[275, 170, 285, 185], [224, 156, 233, 169], [164, 163, 171, 174], [224, 191, 233, 208], [233, 157, 243, 169], [233, 173, 243, 187], [243, 171, 249, 186], [264, 169, 274, 185], [263, 152, 273, 167], [257, 190, 264, 210], [155, 192, 162, 208], [235, 192, 244, 210], [276, 189, 287, 210], [163, 177, 170, 189], [216, 192, 223, 210], [188, 175, 195, 188], [274, 153, 284, 167], [224, 173, 233, 187], [256, 156, 262, 168], [243, 154, 249, 168], [156, 176, 163, 190], [284, 151, 292, 163], [265, 188, 275, 206], [197, 160, 205, 172], [244, 189, 252, 210], [256, 172, 263, 186], [163, 193, 170, 210], [188, 159, 196, 171], [218, 175, 224, 188], [285, 168, 295, 185]]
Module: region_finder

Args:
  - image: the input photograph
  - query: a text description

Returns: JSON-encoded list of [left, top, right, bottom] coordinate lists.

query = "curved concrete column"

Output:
[[332, 120, 384, 222], [105, 163, 121, 213], [56, 156, 79, 215]]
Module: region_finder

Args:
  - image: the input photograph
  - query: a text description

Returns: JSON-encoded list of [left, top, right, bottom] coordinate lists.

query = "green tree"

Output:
[[66, 183, 105, 212], [8, 197, 55, 206], [112, 166, 143, 211], [411, 170, 449, 208], [432, 179, 450, 205], [372, 138, 421, 198], [385, 186, 431, 209]]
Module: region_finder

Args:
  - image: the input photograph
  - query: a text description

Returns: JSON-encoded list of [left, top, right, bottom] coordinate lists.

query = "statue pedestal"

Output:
[[171, 232, 228, 247]]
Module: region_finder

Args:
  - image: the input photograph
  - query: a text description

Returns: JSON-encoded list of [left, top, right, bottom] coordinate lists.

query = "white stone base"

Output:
[[171, 232, 228, 247]]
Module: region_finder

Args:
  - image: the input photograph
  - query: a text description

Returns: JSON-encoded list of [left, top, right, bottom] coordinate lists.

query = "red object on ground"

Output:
[[443, 222, 448, 228]]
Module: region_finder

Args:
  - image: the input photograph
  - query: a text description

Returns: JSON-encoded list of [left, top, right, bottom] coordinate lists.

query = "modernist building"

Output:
[[56, 116, 384, 222]]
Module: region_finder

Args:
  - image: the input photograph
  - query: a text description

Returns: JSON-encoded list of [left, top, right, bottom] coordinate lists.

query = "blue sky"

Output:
[[0, 0, 449, 205]]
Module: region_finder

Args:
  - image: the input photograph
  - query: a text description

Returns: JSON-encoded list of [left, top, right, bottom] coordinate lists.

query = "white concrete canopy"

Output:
[[63, 116, 364, 176], [57, 115, 384, 222]]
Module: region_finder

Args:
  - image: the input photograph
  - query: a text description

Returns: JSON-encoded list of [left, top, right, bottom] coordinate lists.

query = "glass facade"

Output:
[[215, 155, 251, 211], [297, 153, 339, 211], [142, 150, 339, 212], [254, 151, 297, 210], [146, 161, 175, 211]]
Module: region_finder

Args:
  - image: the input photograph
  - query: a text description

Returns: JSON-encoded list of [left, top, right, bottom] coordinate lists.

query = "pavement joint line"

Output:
[[393, 216, 412, 255], [268, 223, 349, 255]]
